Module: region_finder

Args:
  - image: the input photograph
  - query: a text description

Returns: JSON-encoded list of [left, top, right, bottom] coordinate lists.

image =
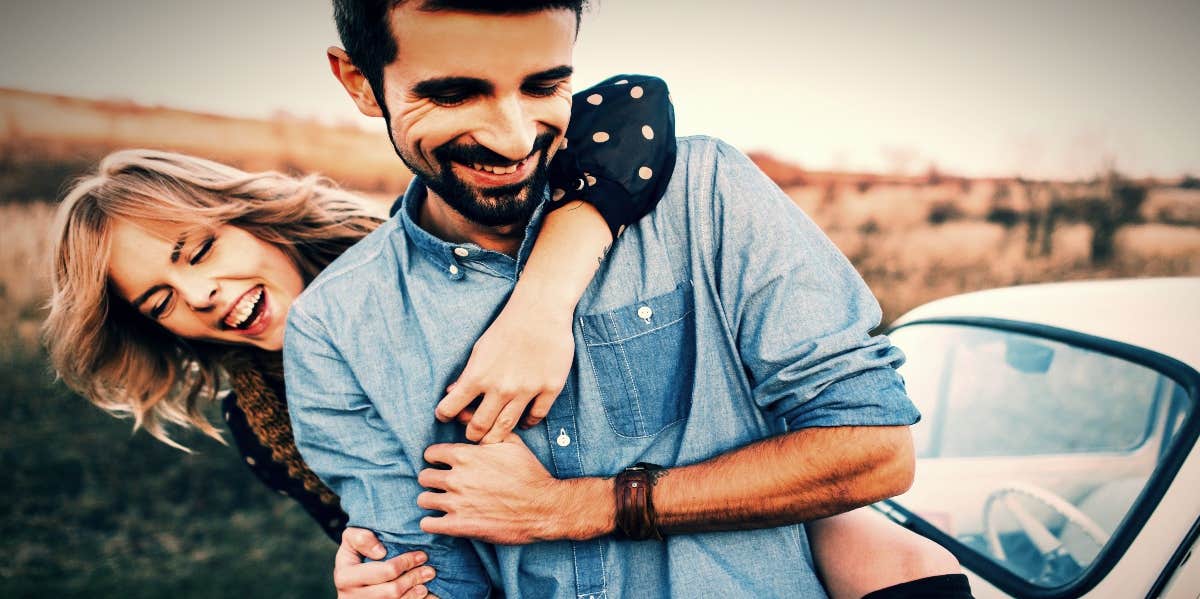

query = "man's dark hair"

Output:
[[332, 0, 586, 110]]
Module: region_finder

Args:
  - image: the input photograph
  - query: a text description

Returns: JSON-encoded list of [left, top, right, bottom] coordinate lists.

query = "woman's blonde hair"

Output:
[[44, 149, 382, 449]]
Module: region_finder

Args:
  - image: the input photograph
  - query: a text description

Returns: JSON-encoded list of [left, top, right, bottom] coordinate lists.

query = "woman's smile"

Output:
[[106, 220, 304, 351]]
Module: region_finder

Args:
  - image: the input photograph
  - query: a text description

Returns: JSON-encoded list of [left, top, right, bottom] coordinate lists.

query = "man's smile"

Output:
[[450, 153, 538, 188]]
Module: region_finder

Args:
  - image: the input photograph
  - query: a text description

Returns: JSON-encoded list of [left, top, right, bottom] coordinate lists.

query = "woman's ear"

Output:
[[327, 46, 383, 118]]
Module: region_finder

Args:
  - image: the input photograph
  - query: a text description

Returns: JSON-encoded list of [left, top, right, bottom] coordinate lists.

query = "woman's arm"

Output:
[[435, 75, 676, 444], [434, 201, 612, 445]]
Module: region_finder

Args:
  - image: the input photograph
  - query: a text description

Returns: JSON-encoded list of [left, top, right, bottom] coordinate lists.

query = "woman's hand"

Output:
[[334, 527, 437, 599], [435, 289, 575, 445], [436, 201, 612, 445]]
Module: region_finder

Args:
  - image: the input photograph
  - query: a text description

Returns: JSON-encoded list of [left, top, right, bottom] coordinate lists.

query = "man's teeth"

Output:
[[225, 287, 263, 328], [471, 163, 519, 175]]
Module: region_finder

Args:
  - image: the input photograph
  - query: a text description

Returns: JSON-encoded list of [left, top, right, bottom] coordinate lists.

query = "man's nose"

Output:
[[474, 95, 537, 162]]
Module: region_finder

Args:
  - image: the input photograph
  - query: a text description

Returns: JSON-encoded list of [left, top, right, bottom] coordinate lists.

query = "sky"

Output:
[[1, 0, 1197, 179]]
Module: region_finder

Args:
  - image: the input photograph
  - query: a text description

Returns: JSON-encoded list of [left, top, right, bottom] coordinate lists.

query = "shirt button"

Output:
[[637, 306, 653, 320], [453, 247, 469, 258], [448, 264, 459, 275], [556, 429, 571, 447]]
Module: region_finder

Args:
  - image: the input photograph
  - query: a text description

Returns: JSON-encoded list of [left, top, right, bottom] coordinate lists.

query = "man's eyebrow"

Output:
[[524, 65, 573, 83], [411, 76, 493, 97]]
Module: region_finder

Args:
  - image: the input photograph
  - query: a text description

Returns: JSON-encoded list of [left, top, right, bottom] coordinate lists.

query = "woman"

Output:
[[46, 76, 967, 599]]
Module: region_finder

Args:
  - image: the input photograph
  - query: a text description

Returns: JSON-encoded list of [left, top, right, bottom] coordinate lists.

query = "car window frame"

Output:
[[882, 316, 1200, 598]]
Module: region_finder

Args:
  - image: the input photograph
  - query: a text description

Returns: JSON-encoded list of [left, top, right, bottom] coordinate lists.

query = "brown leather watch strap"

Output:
[[614, 462, 664, 541]]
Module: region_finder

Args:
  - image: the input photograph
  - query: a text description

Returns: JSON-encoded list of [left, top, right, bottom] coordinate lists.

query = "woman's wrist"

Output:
[[509, 271, 585, 319]]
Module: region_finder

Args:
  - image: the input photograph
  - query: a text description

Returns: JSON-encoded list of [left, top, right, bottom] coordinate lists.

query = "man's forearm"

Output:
[[558, 425, 915, 540]]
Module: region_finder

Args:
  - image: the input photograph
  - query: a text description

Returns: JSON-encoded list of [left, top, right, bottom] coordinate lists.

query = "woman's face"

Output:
[[107, 219, 305, 351]]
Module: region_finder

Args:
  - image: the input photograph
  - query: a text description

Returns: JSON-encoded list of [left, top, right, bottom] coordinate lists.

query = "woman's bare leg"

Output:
[[806, 507, 963, 599]]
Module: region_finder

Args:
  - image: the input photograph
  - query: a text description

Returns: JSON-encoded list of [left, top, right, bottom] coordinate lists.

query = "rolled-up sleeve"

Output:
[[706, 140, 920, 430], [284, 304, 491, 599]]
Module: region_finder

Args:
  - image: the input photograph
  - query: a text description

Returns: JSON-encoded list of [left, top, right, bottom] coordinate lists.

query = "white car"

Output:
[[880, 278, 1200, 598]]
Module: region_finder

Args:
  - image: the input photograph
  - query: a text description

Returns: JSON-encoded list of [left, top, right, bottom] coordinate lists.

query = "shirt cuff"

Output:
[[780, 367, 922, 430]]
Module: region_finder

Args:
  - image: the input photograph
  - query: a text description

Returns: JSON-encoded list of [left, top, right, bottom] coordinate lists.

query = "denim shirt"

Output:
[[285, 136, 920, 599]]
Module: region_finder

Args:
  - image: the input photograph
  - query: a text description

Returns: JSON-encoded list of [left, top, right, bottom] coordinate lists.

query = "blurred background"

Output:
[[1, 0, 1198, 596]]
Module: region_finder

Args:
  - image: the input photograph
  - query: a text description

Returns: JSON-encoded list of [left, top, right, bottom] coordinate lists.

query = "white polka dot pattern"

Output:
[[542, 74, 673, 242]]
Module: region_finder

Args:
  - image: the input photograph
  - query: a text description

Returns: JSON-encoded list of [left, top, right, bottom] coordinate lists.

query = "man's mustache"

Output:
[[434, 131, 559, 168]]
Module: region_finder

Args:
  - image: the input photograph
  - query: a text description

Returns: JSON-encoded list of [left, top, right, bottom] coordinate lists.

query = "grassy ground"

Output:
[[0, 344, 335, 598]]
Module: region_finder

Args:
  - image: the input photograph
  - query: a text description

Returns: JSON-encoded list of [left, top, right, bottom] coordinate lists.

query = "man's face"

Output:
[[379, 6, 576, 227]]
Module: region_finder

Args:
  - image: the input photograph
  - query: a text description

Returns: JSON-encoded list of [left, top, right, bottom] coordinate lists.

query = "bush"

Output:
[[986, 206, 1020, 228], [928, 200, 963, 225]]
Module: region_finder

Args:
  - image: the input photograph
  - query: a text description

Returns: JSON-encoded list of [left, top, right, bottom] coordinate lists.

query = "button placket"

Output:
[[543, 380, 606, 599]]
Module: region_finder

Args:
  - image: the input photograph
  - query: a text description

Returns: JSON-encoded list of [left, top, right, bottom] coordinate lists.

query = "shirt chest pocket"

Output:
[[579, 282, 696, 438]]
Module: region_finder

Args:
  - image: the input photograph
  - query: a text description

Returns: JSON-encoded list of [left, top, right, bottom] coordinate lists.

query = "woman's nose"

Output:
[[178, 276, 219, 311]]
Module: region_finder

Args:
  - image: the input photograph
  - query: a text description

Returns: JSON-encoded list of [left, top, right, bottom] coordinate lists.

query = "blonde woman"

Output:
[[46, 77, 967, 599]]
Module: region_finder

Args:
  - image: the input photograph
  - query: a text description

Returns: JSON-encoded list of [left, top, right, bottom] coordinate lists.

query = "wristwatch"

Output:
[[614, 462, 665, 541]]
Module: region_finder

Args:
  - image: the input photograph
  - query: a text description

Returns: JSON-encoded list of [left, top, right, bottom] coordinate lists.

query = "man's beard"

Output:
[[401, 131, 559, 228]]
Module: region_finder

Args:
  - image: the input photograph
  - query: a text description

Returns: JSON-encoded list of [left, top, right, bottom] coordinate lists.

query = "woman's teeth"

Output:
[[471, 163, 519, 175], [225, 287, 263, 329]]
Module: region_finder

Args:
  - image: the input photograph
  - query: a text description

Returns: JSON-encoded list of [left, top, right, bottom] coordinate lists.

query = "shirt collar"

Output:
[[395, 177, 550, 279]]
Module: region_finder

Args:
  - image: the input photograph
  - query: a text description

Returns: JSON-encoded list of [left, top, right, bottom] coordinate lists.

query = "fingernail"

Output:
[[370, 544, 386, 558], [414, 552, 427, 565], [421, 566, 436, 580]]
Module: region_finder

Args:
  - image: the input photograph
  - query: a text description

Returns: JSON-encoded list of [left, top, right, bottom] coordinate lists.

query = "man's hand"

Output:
[[334, 527, 438, 599], [434, 293, 574, 445], [417, 434, 611, 544]]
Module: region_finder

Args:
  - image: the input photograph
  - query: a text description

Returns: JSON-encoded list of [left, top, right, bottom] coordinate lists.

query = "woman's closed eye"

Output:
[[149, 291, 174, 320], [190, 235, 216, 265]]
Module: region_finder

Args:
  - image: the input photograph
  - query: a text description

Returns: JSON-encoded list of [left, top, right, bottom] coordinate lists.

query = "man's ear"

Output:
[[327, 46, 384, 118]]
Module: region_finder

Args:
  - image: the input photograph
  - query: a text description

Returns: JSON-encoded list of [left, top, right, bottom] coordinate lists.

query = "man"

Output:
[[285, 1, 922, 597]]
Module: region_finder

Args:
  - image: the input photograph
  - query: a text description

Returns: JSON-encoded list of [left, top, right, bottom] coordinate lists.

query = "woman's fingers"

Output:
[[340, 563, 435, 599], [334, 549, 428, 590], [435, 380, 479, 423], [521, 390, 558, 429], [341, 527, 387, 561], [465, 391, 505, 442], [480, 398, 530, 445]]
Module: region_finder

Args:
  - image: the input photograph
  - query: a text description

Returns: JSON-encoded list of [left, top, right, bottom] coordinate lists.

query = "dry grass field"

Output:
[[1, 87, 1198, 596]]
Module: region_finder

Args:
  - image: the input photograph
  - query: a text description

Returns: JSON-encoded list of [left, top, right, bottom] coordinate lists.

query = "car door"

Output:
[[881, 319, 1200, 598]]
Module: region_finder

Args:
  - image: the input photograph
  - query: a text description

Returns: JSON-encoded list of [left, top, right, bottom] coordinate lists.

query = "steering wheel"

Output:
[[983, 482, 1110, 570]]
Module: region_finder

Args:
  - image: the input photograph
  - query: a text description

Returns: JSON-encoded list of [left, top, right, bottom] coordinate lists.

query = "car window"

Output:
[[888, 322, 1191, 590], [895, 325, 1159, 458]]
